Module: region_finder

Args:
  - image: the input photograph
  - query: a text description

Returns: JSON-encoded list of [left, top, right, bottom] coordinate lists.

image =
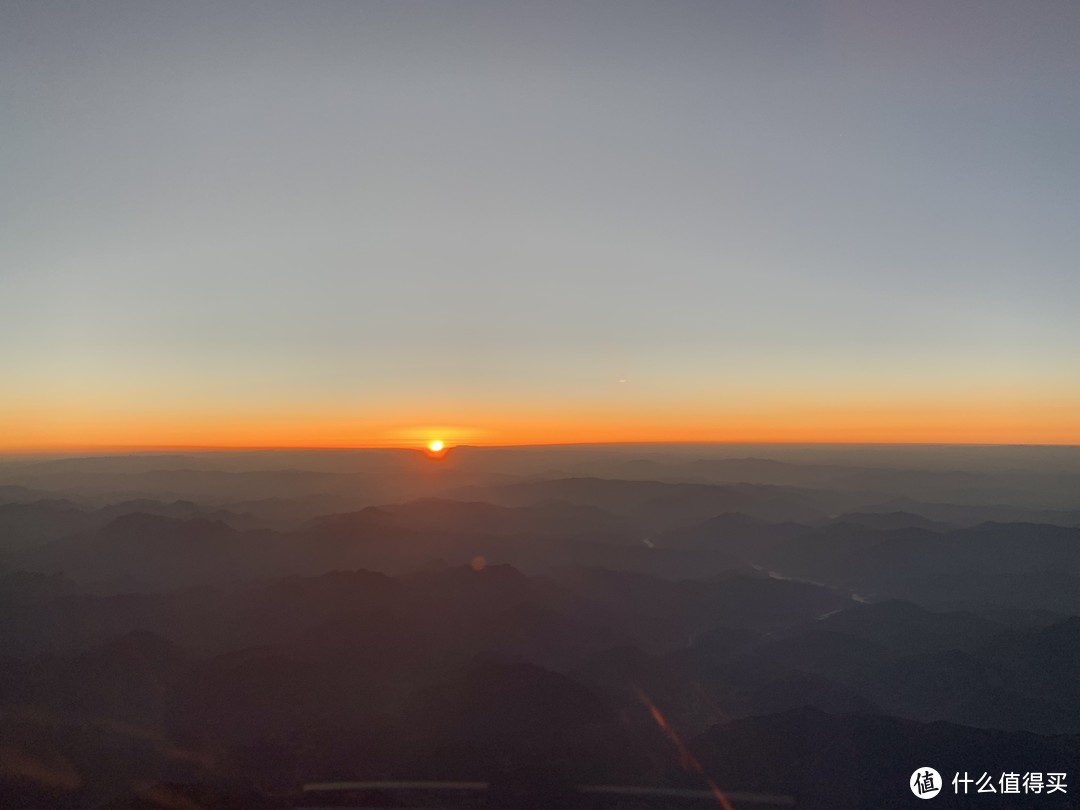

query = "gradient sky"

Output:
[[2, 0, 1078, 450]]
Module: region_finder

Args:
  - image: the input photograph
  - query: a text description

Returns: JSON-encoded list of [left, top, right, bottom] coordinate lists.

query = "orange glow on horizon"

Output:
[[1, 395, 1078, 453], [424, 438, 448, 459]]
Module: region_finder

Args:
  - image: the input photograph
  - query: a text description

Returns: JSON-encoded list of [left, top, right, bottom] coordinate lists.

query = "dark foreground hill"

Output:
[[3, 563, 1080, 808], [3, 454, 1080, 809]]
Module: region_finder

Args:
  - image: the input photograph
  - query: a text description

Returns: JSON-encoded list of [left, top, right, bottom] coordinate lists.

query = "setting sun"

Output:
[[428, 439, 444, 453]]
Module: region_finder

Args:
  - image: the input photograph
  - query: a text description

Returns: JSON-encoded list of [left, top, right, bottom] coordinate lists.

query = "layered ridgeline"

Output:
[[1, 447, 1079, 808]]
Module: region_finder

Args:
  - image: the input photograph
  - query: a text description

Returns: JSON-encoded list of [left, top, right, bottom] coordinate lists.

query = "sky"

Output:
[[2, 0, 1078, 450]]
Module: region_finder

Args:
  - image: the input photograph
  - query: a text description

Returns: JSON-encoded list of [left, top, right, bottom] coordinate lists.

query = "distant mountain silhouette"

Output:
[[314, 497, 630, 538], [826, 510, 956, 532], [3, 447, 1080, 808], [452, 477, 837, 528]]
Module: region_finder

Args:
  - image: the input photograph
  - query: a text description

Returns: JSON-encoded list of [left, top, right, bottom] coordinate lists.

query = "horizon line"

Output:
[[2, 439, 1080, 458]]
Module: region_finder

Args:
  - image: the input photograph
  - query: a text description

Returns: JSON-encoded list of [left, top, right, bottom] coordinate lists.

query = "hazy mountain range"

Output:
[[2, 445, 1079, 808]]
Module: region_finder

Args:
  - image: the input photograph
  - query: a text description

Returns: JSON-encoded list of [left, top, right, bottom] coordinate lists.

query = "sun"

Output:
[[427, 439, 444, 453]]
